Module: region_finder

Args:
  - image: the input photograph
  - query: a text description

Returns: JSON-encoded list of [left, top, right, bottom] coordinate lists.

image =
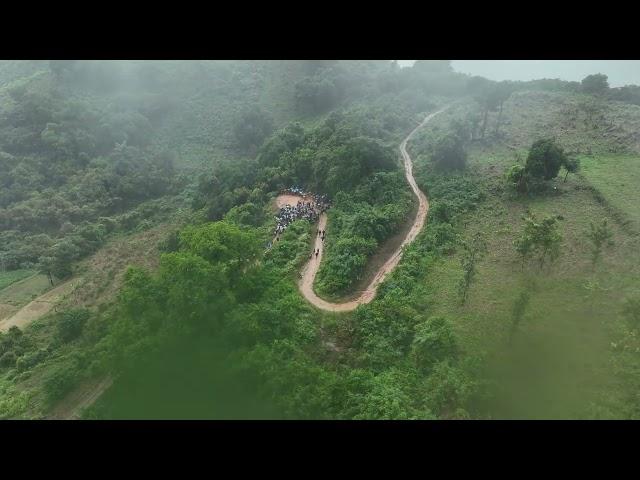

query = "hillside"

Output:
[[2, 61, 640, 420], [406, 93, 640, 418]]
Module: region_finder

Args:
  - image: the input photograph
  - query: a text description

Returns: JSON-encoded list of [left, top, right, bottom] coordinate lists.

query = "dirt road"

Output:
[[0, 278, 79, 332], [297, 108, 447, 312]]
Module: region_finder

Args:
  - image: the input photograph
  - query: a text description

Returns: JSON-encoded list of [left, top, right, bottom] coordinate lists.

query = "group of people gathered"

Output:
[[272, 187, 331, 240]]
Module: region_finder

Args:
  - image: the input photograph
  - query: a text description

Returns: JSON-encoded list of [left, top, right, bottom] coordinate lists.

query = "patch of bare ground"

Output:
[[0, 278, 79, 332]]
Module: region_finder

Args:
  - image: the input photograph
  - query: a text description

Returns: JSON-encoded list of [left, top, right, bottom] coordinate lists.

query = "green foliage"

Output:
[[0, 326, 32, 370], [525, 138, 568, 181], [586, 219, 614, 267], [56, 308, 90, 343], [351, 368, 422, 420], [43, 364, 82, 405], [233, 106, 274, 154], [581, 74, 609, 95], [457, 231, 488, 304], [1, 61, 506, 420], [506, 164, 530, 194], [432, 133, 467, 171], [514, 212, 563, 270], [507, 139, 573, 195], [315, 172, 413, 296], [411, 316, 458, 373], [0, 269, 34, 290], [563, 156, 580, 182], [424, 360, 477, 419]]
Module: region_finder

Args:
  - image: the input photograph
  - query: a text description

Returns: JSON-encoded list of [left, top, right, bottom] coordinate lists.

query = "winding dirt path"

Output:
[[297, 108, 447, 312]]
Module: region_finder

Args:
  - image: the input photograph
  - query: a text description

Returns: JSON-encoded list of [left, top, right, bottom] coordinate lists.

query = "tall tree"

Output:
[[581, 73, 609, 95], [493, 81, 515, 135], [457, 232, 488, 304], [525, 138, 568, 181]]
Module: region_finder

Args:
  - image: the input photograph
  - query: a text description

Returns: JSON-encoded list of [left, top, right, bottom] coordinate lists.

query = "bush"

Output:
[[0, 351, 17, 368], [43, 367, 79, 404], [432, 133, 467, 171], [525, 138, 567, 181], [15, 348, 48, 372], [411, 316, 458, 372], [56, 308, 90, 343], [581, 74, 609, 95]]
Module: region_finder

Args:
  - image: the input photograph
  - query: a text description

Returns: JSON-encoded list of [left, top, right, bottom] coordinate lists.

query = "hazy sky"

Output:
[[395, 60, 640, 87]]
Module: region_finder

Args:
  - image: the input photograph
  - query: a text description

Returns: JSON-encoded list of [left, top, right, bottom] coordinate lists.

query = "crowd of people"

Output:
[[272, 187, 331, 240]]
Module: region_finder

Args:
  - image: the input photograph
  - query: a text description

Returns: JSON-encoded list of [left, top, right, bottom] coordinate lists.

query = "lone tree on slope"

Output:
[[581, 73, 609, 96]]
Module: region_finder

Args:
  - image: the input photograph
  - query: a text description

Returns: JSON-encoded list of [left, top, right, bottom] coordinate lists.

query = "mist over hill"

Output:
[[397, 60, 640, 87]]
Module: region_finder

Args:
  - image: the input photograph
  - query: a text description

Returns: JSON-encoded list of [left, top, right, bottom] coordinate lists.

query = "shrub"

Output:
[[431, 133, 467, 171], [0, 351, 17, 368], [56, 308, 91, 343], [411, 316, 458, 372]]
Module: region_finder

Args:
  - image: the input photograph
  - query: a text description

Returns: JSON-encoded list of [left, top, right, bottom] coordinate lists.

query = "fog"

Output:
[[396, 60, 640, 87]]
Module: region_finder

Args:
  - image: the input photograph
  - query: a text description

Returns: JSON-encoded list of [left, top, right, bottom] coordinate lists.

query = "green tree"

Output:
[[506, 164, 530, 194], [586, 219, 614, 267], [493, 81, 515, 135], [581, 73, 609, 95], [514, 213, 563, 270], [57, 308, 90, 343], [432, 133, 467, 171], [525, 138, 568, 181], [563, 157, 580, 182], [457, 232, 488, 304], [233, 107, 274, 154], [424, 360, 476, 419], [411, 316, 458, 372]]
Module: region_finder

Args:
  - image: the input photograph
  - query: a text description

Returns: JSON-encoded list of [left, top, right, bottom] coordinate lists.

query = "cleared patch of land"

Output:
[[0, 274, 52, 322], [0, 278, 79, 332]]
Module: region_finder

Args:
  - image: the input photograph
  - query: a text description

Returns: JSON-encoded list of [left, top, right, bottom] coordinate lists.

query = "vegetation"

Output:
[[586, 219, 614, 267], [581, 74, 610, 96], [2, 60, 640, 420], [513, 212, 563, 270]]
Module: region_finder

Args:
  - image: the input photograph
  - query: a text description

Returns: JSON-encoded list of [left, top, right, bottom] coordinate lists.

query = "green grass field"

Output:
[[0, 270, 36, 291], [579, 154, 640, 230], [416, 146, 640, 419], [0, 274, 51, 308]]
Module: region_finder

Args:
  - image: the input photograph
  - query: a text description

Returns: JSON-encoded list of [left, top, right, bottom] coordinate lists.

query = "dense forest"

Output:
[[1, 60, 639, 420]]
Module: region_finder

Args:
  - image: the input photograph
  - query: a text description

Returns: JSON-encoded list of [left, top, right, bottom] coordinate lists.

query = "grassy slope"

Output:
[[0, 218, 183, 419], [0, 270, 36, 292], [410, 93, 640, 419], [579, 154, 640, 231]]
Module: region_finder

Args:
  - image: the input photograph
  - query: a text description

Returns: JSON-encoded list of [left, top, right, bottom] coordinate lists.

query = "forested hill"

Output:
[[3, 60, 640, 420], [0, 60, 397, 278]]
